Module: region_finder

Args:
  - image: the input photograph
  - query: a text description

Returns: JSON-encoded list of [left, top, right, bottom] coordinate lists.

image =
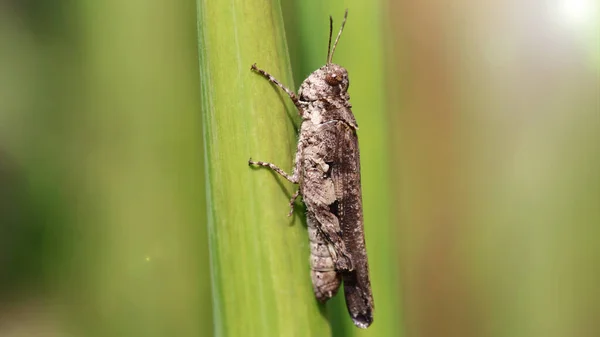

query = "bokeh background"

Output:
[[1, 0, 598, 336]]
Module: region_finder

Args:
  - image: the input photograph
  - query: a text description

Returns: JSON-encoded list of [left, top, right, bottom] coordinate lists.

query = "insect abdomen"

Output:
[[307, 212, 341, 302]]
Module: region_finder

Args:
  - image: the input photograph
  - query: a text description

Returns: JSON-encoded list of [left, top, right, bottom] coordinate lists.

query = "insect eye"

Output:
[[325, 72, 343, 86]]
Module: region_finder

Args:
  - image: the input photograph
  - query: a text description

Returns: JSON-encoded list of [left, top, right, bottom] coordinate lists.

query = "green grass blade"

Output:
[[197, 1, 332, 335]]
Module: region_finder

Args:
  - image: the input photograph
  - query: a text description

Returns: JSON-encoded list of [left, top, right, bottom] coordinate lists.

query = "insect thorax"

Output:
[[298, 64, 357, 129]]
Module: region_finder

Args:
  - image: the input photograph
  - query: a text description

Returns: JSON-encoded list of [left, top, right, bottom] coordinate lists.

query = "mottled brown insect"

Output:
[[248, 9, 374, 328]]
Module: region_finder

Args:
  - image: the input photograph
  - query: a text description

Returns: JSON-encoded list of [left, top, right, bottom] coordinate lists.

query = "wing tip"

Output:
[[351, 311, 373, 328]]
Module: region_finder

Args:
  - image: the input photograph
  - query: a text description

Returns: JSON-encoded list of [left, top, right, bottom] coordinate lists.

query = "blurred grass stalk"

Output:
[[197, 0, 333, 336], [1, 0, 211, 336], [387, 1, 600, 337], [69, 1, 210, 336], [282, 0, 402, 335]]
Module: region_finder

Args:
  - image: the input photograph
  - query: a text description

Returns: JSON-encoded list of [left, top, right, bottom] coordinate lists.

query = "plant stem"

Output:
[[197, 1, 332, 335]]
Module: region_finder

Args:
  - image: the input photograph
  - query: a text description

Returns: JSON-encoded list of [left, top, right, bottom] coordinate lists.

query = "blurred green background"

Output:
[[1, 0, 598, 336]]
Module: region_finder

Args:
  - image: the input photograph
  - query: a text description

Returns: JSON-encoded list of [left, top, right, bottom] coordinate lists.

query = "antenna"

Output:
[[326, 16, 334, 64], [327, 9, 348, 64]]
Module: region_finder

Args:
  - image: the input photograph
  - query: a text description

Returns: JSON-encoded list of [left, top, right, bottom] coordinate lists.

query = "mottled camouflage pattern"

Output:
[[248, 10, 373, 329]]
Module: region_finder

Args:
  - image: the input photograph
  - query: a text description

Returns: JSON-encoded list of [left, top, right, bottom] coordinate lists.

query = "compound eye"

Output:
[[325, 71, 343, 86]]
